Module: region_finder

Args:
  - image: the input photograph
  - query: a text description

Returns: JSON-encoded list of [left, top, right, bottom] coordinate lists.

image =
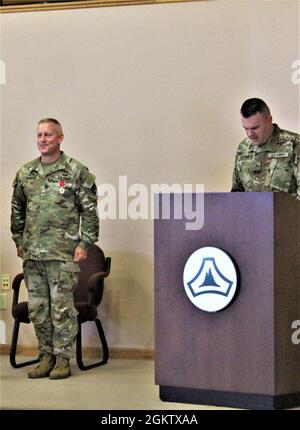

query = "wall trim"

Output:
[[0, 0, 206, 14], [0, 344, 154, 359]]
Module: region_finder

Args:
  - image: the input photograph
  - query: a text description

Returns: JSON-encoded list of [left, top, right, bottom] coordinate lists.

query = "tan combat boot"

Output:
[[49, 357, 71, 379], [28, 353, 56, 379]]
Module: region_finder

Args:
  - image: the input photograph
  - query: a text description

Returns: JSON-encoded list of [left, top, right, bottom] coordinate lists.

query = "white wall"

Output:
[[1, 0, 299, 350]]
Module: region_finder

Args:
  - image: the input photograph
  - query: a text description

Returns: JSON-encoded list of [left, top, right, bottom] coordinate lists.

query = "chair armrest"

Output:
[[87, 257, 111, 306], [87, 257, 111, 291], [12, 273, 25, 291], [12, 273, 25, 311]]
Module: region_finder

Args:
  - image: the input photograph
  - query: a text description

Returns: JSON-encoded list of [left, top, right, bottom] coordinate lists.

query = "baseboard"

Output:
[[0, 344, 154, 360], [160, 385, 300, 410]]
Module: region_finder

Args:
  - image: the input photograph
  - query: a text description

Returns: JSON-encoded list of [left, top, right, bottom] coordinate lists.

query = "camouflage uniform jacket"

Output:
[[11, 152, 99, 261], [231, 124, 300, 200]]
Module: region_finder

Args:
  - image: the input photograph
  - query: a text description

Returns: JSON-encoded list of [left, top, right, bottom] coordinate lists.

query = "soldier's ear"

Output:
[[58, 134, 64, 144]]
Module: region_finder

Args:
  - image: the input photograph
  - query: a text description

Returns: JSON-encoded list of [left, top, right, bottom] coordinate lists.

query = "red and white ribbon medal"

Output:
[[58, 180, 65, 194]]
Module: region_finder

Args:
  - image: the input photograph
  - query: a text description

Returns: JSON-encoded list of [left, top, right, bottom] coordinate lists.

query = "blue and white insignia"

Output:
[[187, 257, 233, 297], [183, 247, 238, 313]]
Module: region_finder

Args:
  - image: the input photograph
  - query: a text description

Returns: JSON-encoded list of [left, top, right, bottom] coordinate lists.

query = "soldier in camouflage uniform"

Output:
[[11, 118, 99, 379], [231, 98, 300, 200]]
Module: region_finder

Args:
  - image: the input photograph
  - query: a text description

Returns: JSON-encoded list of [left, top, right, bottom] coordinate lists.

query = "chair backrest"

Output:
[[74, 244, 106, 305]]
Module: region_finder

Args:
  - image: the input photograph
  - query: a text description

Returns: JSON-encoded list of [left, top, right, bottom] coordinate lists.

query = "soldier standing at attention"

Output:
[[11, 118, 99, 379], [231, 98, 300, 200]]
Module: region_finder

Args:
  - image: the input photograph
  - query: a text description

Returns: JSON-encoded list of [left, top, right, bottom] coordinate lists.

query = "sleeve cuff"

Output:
[[78, 241, 91, 251]]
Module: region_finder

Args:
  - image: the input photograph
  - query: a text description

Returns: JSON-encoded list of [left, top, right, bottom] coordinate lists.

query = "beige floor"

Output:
[[0, 355, 235, 410]]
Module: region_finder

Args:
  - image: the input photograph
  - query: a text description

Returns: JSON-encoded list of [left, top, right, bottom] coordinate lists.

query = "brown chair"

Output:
[[10, 245, 111, 371]]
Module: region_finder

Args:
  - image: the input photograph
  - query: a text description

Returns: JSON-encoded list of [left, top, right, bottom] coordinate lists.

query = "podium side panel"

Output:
[[274, 193, 300, 394]]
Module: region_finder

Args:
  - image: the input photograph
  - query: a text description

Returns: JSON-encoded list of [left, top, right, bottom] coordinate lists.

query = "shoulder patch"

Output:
[[83, 172, 96, 188]]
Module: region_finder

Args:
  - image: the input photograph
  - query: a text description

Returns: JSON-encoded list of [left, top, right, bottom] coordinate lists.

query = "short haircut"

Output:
[[38, 118, 63, 134], [240, 98, 271, 118]]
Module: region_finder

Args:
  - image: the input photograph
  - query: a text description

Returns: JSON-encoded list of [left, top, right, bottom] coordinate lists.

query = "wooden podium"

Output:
[[154, 192, 300, 409]]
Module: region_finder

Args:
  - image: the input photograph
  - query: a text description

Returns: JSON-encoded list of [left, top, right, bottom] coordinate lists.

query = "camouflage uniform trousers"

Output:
[[24, 260, 79, 359]]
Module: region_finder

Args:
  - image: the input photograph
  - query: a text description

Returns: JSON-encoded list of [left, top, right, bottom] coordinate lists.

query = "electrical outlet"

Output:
[[0, 293, 7, 310], [1, 274, 10, 290]]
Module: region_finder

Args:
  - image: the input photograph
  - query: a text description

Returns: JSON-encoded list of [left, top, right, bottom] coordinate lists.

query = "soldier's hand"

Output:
[[17, 245, 24, 259], [73, 246, 87, 263]]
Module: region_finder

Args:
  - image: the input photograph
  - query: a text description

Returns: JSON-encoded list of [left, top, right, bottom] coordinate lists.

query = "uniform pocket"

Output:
[[60, 261, 81, 273], [268, 157, 294, 192], [236, 156, 256, 189], [59, 261, 80, 293]]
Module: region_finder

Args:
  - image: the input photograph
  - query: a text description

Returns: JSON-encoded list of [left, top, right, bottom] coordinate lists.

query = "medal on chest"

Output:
[[58, 180, 65, 194]]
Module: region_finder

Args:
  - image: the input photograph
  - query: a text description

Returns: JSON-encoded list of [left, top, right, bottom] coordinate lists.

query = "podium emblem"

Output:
[[183, 247, 238, 312]]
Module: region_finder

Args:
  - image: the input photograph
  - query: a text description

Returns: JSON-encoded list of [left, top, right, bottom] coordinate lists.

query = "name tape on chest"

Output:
[[267, 152, 289, 159]]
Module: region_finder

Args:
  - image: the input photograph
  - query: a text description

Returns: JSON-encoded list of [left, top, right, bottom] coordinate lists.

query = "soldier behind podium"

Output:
[[11, 118, 99, 379], [231, 98, 300, 200]]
